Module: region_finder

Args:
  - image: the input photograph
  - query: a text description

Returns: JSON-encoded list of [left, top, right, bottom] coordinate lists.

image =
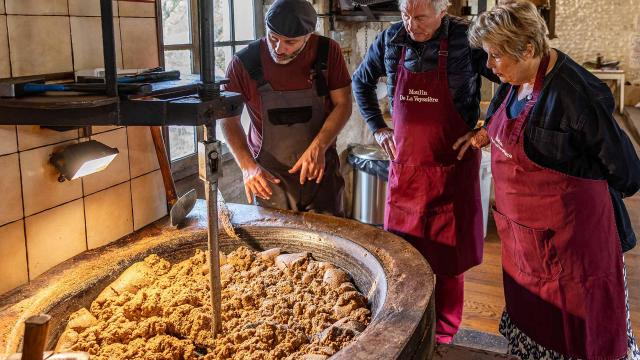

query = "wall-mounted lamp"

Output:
[[50, 140, 119, 182]]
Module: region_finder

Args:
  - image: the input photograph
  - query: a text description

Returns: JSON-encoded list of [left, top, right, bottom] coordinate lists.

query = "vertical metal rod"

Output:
[[204, 125, 222, 337], [229, 0, 236, 54], [198, 0, 219, 98], [100, 0, 118, 97], [198, 0, 222, 336]]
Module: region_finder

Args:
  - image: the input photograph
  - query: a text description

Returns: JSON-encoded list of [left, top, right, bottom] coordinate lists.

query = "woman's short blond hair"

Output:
[[468, 0, 550, 60]]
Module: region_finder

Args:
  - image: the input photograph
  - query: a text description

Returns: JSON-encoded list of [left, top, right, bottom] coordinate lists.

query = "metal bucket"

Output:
[[350, 144, 389, 226]]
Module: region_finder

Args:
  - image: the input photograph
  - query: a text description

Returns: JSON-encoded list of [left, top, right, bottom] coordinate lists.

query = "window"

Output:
[[159, 0, 262, 179], [162, 0, 195, 75]]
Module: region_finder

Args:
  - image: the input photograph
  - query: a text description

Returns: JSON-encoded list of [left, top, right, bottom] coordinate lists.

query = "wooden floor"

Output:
[[461, 110, 640, 337]]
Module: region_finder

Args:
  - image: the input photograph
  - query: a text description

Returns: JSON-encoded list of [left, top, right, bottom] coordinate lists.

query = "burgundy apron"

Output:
[[488, 55, 627, 359], [384, 37, 484, 276]]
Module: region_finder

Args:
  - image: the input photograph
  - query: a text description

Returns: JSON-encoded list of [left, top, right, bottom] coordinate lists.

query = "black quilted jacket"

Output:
[[352, 15, 499, 132]]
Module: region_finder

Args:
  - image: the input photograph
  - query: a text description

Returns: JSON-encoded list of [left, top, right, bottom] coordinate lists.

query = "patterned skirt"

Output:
[[499, 263, 640, 360]]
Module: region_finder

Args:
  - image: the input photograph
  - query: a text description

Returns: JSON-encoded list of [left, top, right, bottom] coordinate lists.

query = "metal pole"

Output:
[[205, 154, 222, 337], [197, 0, 223, 337], [198, 0, 220, 99], [199, 125, 222, 337], [100, 0, 118, 97], [229, 0, 236, 54]]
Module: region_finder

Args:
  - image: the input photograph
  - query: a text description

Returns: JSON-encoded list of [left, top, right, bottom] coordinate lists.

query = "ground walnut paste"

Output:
[[56, 246, 371, 359]]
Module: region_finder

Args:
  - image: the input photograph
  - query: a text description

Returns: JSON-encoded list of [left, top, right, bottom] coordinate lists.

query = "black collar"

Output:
[[390, 15, 449, 47]]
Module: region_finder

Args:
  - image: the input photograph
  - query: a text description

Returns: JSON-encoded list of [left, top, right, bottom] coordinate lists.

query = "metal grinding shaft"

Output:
[[199, 126, 223, 337], [197, 0, 222, 337]]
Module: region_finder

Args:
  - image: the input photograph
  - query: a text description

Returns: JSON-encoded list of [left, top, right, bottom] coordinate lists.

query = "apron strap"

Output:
[[236, 40, 268, 88], [437, 37, 449, 81], [399, 46, 407, 66], [508, 54, 550, 145], [237, 37, 330, 96], [314, 36, 330, 97]]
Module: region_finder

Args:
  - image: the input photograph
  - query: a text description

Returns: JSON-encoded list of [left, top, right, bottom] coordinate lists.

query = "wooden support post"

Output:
[[21, 314, 51, 360]]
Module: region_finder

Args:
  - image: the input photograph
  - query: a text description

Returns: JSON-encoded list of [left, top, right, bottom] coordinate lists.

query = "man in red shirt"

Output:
[[221, 0, 352, 215]]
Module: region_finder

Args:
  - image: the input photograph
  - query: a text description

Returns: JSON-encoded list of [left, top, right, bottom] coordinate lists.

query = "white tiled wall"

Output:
[[0, 153, 23, 226], [25, 199, 87, 279], [0, 220, 28, 295], [0, 1, 165, 296], [20, 140, 84, 216], [69, 0, 102, 16], [70, 16, 124, 71], [7, 15, 74, 77], [85, 181, 133, 250], [0, 126, 17, 155], [1, 0, 159, 79], [127, 126, 160, 178], [17, 126, 78, 152], [1, 126, 167, 295], [68, 0, 119, 17], [5, 0, 68, 16], [118, 1, 155, 17], [120, 17, 159, 69], [131, 170, 166, 231], [0, 15, 10, 78]]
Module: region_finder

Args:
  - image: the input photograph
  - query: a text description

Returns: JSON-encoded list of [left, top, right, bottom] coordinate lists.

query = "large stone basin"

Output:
[[0, 202, 435, 359]]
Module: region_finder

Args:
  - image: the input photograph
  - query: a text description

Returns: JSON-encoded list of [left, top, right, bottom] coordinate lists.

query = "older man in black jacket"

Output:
[[352, 0, 498, 343]]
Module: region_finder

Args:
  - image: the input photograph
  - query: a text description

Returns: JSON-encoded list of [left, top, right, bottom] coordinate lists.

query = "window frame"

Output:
[[156, 0, 263, 180]]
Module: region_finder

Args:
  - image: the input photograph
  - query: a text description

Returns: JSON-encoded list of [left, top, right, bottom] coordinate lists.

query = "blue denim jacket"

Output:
[[352, 15, 498, 132], [486, 50, 640, 251]]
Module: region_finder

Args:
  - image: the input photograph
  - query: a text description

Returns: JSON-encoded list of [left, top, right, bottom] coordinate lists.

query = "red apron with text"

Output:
[[488, 55, 627, 359], [384, 37, 484, 276]]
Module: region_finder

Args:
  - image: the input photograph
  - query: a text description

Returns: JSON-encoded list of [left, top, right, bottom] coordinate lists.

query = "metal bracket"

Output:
[[198, 137, 222, 183], [360, 5, 377, 20]]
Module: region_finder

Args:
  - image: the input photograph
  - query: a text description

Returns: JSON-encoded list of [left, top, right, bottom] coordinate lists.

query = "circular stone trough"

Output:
[[0, 202, 435, 359]]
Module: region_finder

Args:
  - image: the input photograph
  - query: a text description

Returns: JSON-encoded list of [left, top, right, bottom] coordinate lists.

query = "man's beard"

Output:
[[269, 38, 309, 64]]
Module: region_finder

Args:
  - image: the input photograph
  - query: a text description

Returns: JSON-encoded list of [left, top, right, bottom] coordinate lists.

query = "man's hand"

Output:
[[374, 127, 397, 160], [242, 162, 281, 203], [452, 127, 490, 160], [289, 142, 326, 184]]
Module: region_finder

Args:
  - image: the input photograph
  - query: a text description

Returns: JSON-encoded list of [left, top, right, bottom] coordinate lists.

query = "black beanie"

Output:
[[265, 0, 317, 38]]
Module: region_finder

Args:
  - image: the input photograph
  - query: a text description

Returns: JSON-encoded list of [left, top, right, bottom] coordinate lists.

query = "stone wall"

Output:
[[549, 0, 640, 82]]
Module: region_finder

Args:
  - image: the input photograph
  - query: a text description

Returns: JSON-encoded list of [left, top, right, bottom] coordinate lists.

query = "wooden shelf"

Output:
[[0, 77, 243, 126], [0, 94, 119, 126]]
